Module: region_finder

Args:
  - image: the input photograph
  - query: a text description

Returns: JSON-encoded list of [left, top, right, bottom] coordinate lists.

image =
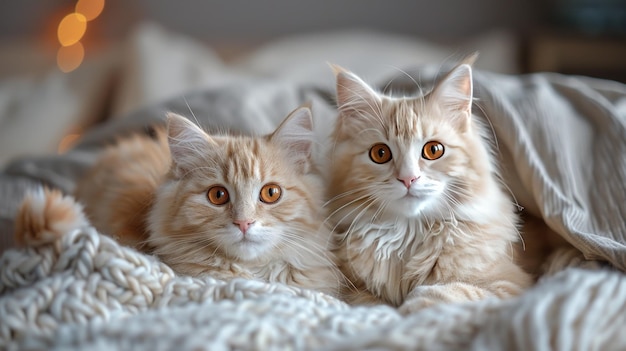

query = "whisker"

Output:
[[385, 65, 423, 96], [182, 95, 201, 127], [323, 184, 380, 207], [328, 196, 376, 236], [344, 197, 379, 239]]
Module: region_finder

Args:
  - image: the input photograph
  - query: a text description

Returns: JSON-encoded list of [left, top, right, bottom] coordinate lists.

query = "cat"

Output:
[[325, 59, 533, 312], [15, 106, 344, 297], [73, 125, 171, 252]]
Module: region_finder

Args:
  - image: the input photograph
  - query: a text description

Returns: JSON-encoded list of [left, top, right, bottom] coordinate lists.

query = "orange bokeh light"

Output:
[[76, 0, 105, 21], [57, 13, 87, 47], [55, 0, 105, 73], [57, 42, 85, 73]]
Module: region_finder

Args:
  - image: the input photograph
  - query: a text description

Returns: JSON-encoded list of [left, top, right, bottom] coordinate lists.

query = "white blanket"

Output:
[[1, 228, 625, 350]]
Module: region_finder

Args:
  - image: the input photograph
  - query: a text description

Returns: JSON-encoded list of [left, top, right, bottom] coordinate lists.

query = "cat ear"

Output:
[[430, 62, 474, 130], [330, 64, 381, 118], [166, 112, 214, 177], [269, 105, 314, 173]]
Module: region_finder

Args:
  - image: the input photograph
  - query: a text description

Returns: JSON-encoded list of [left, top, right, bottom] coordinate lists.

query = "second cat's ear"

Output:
[[330, 64, 381, 117], [429, 62, 474, 130], [166, 112, 214, 177], [269, 105, 314, 173]]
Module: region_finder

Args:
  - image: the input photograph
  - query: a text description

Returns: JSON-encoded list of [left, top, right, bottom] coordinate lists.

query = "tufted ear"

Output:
[[166, 112, 214, 177], [269, 105, 314, 173], [330, 63, 381, 119], [429, 61, 474, 131], [433, 63, 473, 113]]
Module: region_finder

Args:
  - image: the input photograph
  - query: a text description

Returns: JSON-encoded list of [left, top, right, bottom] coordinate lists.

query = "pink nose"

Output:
[[233, 219, 255, 234], [397, 176, 419, 188]]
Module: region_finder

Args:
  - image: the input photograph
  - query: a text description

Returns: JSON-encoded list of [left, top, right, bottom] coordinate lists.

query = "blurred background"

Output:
[[2, 0, 626, 75], [0, 0, 625, 165]]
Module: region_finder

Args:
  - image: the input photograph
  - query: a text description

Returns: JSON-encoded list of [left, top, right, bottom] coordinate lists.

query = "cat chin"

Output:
[[388, 196, 432, 218], [385, 185, 445, 218], [224, 240, 275, 262], [226, 242, 271, 262], [220, 229, 276, 261]]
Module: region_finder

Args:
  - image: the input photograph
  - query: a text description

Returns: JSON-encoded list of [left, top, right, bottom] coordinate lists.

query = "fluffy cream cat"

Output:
[[326, 60, 533, 312], [15, 107, 343, 297]]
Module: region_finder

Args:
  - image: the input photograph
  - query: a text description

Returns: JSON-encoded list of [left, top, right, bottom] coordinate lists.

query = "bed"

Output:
[[1, 23, 626, 350]]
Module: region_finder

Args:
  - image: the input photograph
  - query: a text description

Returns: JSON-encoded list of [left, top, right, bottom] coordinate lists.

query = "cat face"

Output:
[[328, 64, 493, 222], [346, 113, 463, 218], [150, 107, 320, 262]]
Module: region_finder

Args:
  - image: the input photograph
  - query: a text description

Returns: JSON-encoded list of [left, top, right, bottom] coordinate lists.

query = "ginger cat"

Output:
[[325, 60, 533, 312], [16, 107, 344, 297]]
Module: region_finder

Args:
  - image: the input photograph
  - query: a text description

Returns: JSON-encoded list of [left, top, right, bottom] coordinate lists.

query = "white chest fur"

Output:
[[342, 217, 513, 306]]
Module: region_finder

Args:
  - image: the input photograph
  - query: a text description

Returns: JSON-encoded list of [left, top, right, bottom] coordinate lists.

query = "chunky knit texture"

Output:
[[1, 226, 625, 350]]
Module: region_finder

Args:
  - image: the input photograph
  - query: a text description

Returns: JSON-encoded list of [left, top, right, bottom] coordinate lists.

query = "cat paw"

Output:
[[14, 187, 89, 247], [398, 282, 493, 315], [398, 296, 438, 315]]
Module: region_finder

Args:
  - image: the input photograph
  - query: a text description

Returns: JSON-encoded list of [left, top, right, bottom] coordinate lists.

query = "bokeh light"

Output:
[[57, 42, 85, 73], [76, 0, 105, 21], [55, 0, 105, 73], [57, 13, 87, 47]]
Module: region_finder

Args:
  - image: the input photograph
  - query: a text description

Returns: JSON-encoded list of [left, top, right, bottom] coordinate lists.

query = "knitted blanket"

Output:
[[1, 226, 625, 350]]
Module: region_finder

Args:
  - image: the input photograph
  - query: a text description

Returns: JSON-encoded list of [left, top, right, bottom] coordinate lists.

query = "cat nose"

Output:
[[397, 175, 419, 188], [233, 219, 255, 234]]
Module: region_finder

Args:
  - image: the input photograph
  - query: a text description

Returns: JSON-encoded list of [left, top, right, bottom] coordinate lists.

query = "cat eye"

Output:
[[259, 183, 282, 204], [369, 143, 392, 164], [207, 186, 230, 205], [422, 141, 445, 160]]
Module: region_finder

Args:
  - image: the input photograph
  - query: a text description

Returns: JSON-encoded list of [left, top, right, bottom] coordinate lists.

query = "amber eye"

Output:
[[207, 186, 230, 205], [260, 183, 282, 204], [369, 143, 392, 164], [422, 141, 445, 160]]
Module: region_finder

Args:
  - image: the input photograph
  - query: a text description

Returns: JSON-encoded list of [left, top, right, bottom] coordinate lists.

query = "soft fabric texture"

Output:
[[1, 24, 626, 350], [1, 227, 625, 350]]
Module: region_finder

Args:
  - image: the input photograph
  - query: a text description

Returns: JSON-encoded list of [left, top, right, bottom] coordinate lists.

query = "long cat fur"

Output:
[[16, 107, 344, 297], [325, 59, 533, 312]]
